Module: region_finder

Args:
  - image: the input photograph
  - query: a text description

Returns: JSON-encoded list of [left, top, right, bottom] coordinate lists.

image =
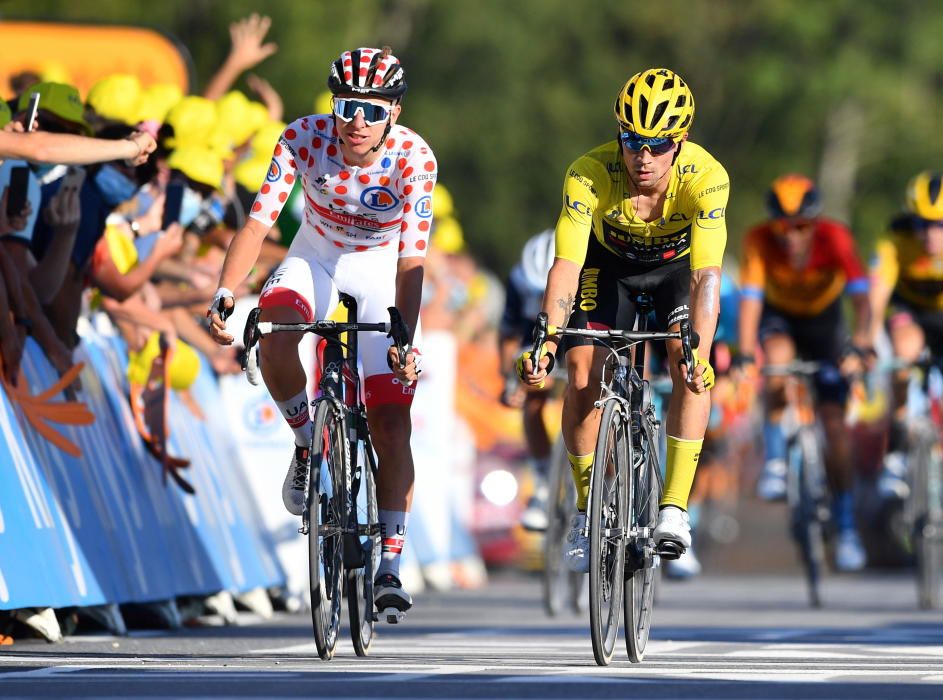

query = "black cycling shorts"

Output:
[[564, 236, 691, 352], [759, 299, 848, 404]]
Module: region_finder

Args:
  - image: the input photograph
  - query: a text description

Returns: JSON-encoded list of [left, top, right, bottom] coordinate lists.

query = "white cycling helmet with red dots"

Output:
[[328, 46, 407, 100]]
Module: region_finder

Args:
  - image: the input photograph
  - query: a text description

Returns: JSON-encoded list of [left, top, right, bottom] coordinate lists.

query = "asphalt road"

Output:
[[1, 571, 942, 699]]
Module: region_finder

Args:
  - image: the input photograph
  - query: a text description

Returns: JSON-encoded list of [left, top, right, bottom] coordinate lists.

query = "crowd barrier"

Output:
[[0, 319, 285, 614]]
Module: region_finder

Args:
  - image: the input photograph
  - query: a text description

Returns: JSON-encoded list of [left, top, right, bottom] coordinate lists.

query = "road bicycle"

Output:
[[241, 294, 410, 660], [893, 353, 943, 608], [530, 296, 698, 665], [761, 362, 830, 608]]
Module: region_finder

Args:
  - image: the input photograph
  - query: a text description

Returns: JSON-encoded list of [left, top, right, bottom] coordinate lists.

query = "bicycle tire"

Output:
[[543, 437, 574, 617], [625, 420, 660, 663], [788, 426, 827, 608], [348, 435, 380, 654], [911, 428, 943, 609], [308, 399, 348, 660], [589, 399, 630, 666]]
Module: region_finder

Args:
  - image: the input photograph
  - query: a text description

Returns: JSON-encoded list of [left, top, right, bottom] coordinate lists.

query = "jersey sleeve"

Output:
[[871, 237, 899, 292], [828, 221, 869, 295], [688, 163, 730, 270], [554, 158, 602, 266], [248, 121, 303, 227], [739, 228, 766, 301], [398, 150, 437, 258]]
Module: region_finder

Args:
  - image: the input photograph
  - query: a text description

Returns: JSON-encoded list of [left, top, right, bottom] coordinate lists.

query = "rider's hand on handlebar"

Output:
[[387, 345, 422, 384], [680, 348, 715, 393], [516, 345, 555, 388], [840, 342, 876, 377], [206, 288, 235, 345]]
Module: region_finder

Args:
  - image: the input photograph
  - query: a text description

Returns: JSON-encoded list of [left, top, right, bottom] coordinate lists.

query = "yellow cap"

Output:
[[234, 156, 271, 192], [246, 101, 270, 131], [433, 183, 454, 219], [127, 333, 201, 391], [313, 90, 333, 115], [167, 146, 224, 189], [215, 90, 260, 147], [18, 81, 91, 134], [165, 95, 217, 147], [250, 120, 287, 158], [135, 83, 183, 123], [38, 60, 72, 86], [86, 74, 142, 125], [432, 216, 465, 254]]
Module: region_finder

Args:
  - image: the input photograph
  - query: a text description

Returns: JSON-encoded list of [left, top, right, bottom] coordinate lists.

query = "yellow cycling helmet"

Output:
[[906, 171, 943, 221], [613, 68, 694, 139]]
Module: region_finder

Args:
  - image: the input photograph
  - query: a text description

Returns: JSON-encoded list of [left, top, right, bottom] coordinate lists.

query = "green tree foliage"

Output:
[[5, 0, 943, 272]]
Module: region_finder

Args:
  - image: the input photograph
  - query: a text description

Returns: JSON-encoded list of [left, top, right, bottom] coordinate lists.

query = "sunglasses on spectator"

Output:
[[619, 130, 677, 155], [333, 98, 391, 126]]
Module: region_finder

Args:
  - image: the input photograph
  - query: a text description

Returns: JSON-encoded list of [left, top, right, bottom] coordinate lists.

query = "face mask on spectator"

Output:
[[94, 164, 138, 206], [180, 187, 204, 228]]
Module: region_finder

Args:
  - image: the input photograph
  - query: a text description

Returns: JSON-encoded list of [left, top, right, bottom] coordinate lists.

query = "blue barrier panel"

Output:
[[0, 375, 106, 610], [165, 367, 285, 592], [78, 332, 226, 599]]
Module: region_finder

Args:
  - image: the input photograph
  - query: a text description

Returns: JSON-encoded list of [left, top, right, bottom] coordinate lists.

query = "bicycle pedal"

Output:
[[379, 607, 406, 624], [656, 541, 685, 560]]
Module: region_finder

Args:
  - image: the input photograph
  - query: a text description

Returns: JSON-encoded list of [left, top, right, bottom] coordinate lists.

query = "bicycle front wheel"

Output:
[[308, 400, 348, 660], [625, 421, 660, 663], [911, 428, 943, 609], [788, 427, 827, 608], [348, 437, 380, 654], [588, 400, 630, 666]]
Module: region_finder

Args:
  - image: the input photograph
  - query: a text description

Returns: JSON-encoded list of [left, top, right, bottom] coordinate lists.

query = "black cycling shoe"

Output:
[[374, 573, 412, 624]]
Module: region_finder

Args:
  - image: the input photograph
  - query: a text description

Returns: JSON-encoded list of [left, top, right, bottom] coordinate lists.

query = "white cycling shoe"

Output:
[[756, 458, 788, 502], [563, 513, 590, 573], [654, 506, 692, 560], [374, 573, 413, 624], [281, 445, 309, 516], [834, 529, 867, 572], [877, 451, 910, 501]]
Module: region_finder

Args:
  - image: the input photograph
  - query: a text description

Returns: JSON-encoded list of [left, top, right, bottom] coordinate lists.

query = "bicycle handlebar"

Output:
[[529, 311, 700, 378], [240, 306, 412, 386]]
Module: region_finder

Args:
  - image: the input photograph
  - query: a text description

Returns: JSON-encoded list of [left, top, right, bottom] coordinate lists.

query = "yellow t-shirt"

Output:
[[554, 140, 729, 269]]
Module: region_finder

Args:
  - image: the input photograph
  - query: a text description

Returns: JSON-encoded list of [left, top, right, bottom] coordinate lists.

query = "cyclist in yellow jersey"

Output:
[[519, 68, 728, 571], [871, 171, 943, 499]]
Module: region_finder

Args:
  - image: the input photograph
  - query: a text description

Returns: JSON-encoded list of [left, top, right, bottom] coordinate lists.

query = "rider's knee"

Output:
[[369, 404, 412, 447]]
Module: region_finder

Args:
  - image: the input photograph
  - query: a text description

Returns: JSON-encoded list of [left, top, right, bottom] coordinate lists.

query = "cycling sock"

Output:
[[832, 490, 856, 533], [763, 419, 787, 464], [660, 435, 703, 510], [377, 509, 408, 579], [275, 389, 312, 447], [568, 451, 593, 512]]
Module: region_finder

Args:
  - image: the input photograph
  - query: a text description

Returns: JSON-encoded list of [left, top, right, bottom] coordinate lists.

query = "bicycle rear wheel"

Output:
[[911, 428, 943, 609], [625, 421, 660, 663], [543, 437, 575, 617], [788, 427, 827, 608], [589, 400, 630, 666], [308, 400, 347, 660], [348, 436, 380, 654]]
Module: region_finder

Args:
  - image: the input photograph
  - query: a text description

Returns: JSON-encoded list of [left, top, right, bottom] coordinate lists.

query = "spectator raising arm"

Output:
[[203, 14, 278, 101], [0, 128, 155, 166]]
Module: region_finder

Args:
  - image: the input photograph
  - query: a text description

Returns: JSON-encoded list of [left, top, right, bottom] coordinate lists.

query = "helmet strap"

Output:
[[370, 117, 393, 153]]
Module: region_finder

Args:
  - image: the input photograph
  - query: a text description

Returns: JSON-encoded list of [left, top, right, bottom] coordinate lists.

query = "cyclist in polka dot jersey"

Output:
[[208, 47, 435, 621]]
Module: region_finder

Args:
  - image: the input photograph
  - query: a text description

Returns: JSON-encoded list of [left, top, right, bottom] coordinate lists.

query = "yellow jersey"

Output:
[[554, 140, 729, 269], [873, 216, 943, 311]]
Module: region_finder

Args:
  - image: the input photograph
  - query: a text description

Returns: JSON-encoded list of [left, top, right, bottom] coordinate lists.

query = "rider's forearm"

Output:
[[849, 292, 873, 347], [738, 296, 763, 356], [218, 218, 270, 292], [395, 256, 424, 345], [689, 266, 721, 359], [540, 257, 580, 354]]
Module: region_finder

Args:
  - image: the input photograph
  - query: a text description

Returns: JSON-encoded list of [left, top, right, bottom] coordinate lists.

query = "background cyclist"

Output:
[[519, 68, 728, 572], [207, 47, 436, 621], [870, 171, 943, 500], [499, 229, 557, 531], [737, 174, 871, 572]]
